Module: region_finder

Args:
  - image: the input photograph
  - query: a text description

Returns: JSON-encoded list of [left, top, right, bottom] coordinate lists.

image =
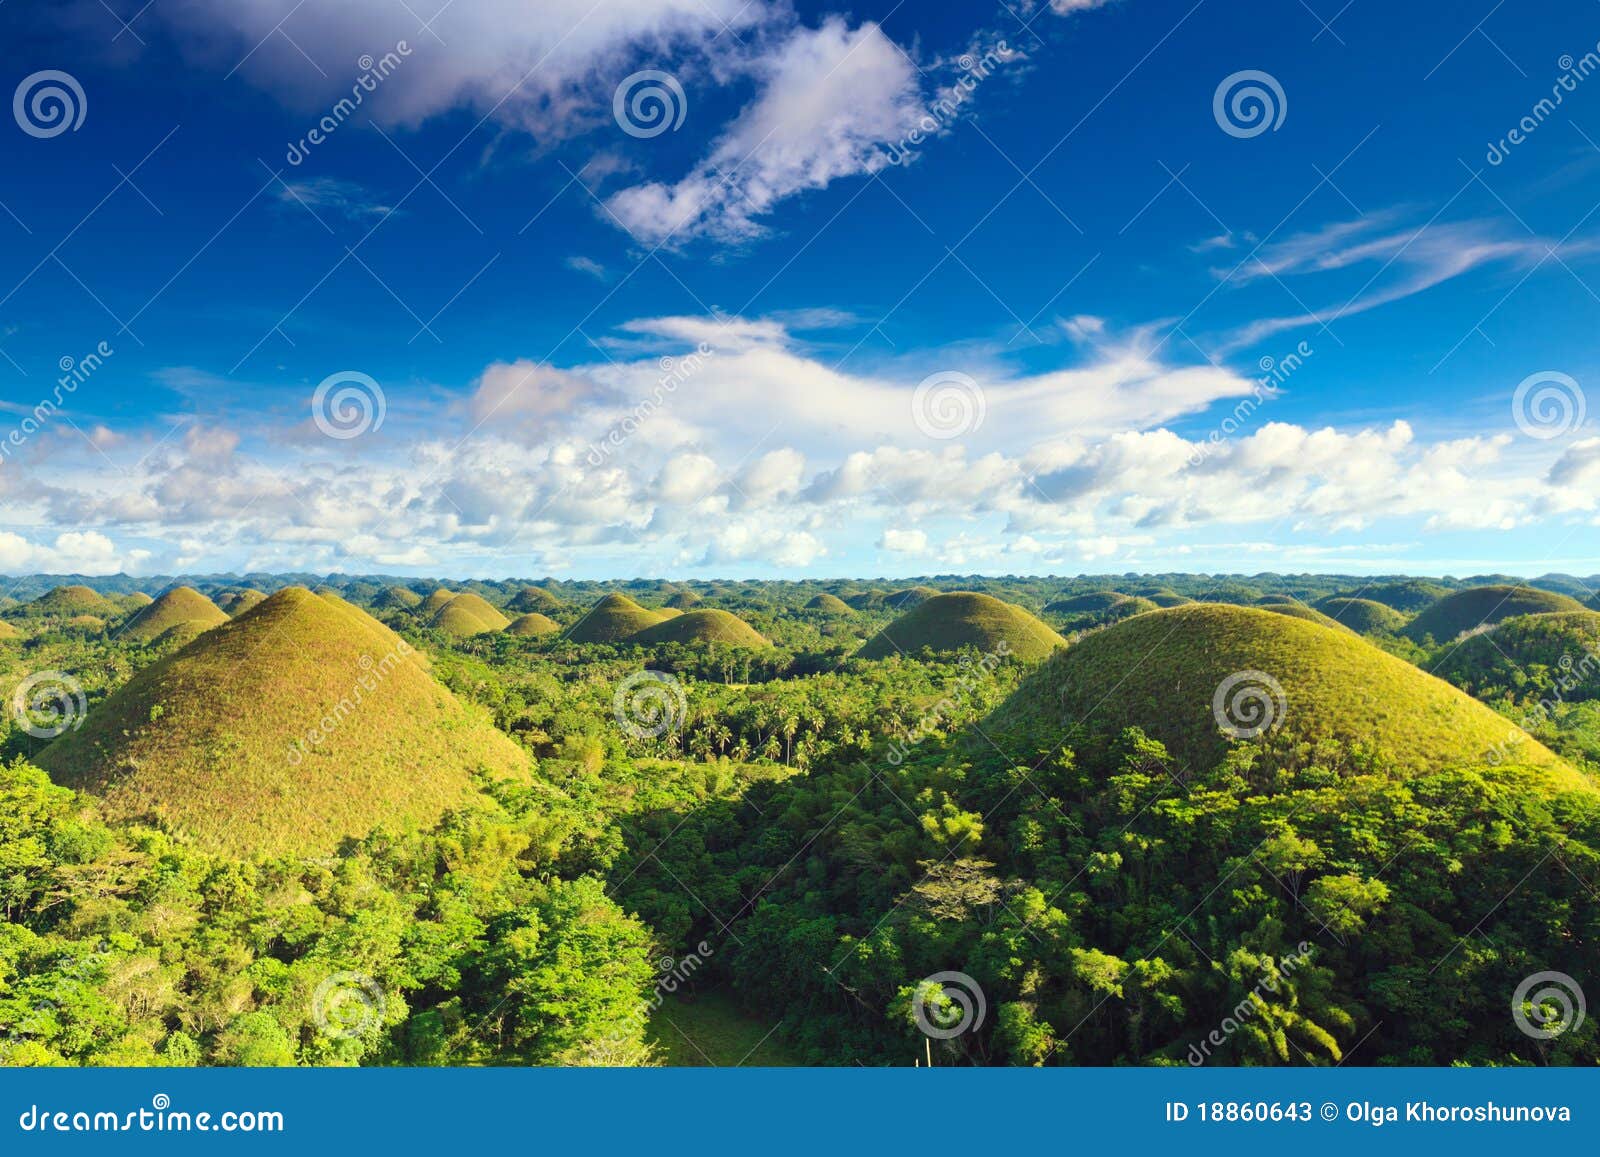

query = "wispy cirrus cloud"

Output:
[[1211, 212, 1592, 353]]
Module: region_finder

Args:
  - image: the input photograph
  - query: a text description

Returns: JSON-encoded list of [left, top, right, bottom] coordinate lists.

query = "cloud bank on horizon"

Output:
[[0, 0, 1596, 578]]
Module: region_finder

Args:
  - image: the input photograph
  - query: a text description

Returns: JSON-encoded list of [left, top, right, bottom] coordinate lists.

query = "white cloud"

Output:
[[275, 177, 391, 221], [13, 309, 1595, 577], [1215, 214, 1593, 353], [604, 18, 924, 243], [564, 255, 608, 280], [879, 528, 928, 553], [160, 0, 761, 138], [0, 531, 147, 575]]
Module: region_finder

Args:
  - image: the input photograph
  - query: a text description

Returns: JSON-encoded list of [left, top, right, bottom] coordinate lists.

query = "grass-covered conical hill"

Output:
[[429, 592, 511, 636], [1043, 591, 1126, 615], [35, 587, 532, 856], [508, 585, 564, 614], [9, 585, 119, 619], [1404, 585, 1585, 643], [885, 585, 939, 610], [1145, 591, 1193, 607], [420, 588, 458, 616], [1044, 592, 1157, 626], [806, 593, 854, 613], [1358, 580, 1453, 612], [121, 587, 228, 643], [664, 590, 703, 609], [1313, 596, 1408, 634], [217, 588, 267, 617], [565, 593, 670, 644], [631, 609, 771, 648], [1431, 612, 1600, 703], [1262, 602, 1353, 632], [857, 592, 1066, 661], [982, 604, 1585, 790], [118, 592, 154, 610], [373, 584, 423, 610], [505, 612, 560, 637]]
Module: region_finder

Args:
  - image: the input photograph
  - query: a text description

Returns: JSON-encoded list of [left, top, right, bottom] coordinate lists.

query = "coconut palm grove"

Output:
[[2, 0, 1599, 1082], [1, 573, 1597, 1066]]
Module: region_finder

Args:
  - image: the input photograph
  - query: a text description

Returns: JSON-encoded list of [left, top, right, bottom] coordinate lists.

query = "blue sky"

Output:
[[0, 0, 1597, 579]]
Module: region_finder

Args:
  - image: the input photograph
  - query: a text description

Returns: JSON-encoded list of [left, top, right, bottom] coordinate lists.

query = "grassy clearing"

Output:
[[646, 992, 798, 1066]]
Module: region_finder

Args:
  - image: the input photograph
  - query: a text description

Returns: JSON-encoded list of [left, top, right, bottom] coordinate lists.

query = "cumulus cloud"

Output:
[[0, 531, 148, 575], [879, 528, 928, 553], [11, 309, 1592, 576], [604, 18, 925, 243]]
